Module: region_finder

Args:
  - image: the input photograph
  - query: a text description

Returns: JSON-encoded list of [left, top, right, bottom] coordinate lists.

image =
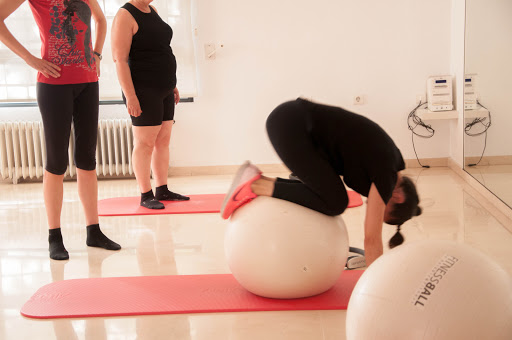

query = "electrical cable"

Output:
[[465, 101, 491, 167], [407, 101, 433, 168]]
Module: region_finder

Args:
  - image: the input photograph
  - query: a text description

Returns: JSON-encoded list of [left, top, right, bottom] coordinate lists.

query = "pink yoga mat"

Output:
[[98, 194, 225, 216], [21, 271, 364, 319], [98, 191, 363, 217], [347, 190, 363, 208]]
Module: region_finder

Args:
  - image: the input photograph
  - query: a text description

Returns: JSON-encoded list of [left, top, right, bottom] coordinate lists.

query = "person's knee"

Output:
[[321, 195, 348, 216], [322, 204, 345, 216], [135, 137, 156, 151], [74, 142, 96, 171], [75, 153, 96, 171], [154, 135, 170, 150], [45, 163, 67, 176], [45, 154, 68, 174], [75, 160, 96, 171]]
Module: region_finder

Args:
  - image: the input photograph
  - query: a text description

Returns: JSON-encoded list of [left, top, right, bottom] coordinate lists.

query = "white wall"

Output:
[[464, 0, 512, 158], [1, 0, 456, 168], [172, 0, 454, 167]]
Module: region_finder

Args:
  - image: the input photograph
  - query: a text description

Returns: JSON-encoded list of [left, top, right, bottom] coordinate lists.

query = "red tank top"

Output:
[[28, 0, 98, 84]]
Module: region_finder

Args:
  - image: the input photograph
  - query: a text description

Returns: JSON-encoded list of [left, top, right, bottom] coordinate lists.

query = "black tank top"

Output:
[[122, 3, 177, 89]]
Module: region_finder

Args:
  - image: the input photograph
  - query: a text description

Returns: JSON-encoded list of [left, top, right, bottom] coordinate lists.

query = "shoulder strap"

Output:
[[121, 3, 142, 23]]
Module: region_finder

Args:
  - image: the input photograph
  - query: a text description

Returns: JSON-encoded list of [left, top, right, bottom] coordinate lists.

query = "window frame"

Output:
[[0, 0, 197, 106]]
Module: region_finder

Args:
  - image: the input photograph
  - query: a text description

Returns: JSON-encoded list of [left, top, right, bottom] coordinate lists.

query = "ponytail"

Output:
[[385, 176, 422, 249], [388, 224, 404, 249]]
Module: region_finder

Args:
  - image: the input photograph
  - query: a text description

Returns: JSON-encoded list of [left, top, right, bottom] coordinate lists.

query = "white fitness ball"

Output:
[[225, 196, 349, 299], [346, 240, 512, 340]]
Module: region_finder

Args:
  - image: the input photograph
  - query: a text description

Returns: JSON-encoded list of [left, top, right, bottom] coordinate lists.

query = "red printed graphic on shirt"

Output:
[[29, 0, 98, 84]]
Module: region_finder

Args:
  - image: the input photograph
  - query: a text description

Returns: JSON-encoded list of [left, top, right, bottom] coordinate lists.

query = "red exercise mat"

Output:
[[98, 194, 225, 216], [21, 271, 364, 319], [347, 190, 363, 208], [97, 191, 363, 217]]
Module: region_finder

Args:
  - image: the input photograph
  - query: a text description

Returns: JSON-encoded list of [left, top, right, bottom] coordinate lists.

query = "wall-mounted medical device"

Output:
[[427, 75, 453, 112], [464, 74, 477, 110]]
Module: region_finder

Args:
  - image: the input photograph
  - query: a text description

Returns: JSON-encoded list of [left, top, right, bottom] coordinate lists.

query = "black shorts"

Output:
[[122, 86, 175, 126], [36, 82, 99, 175]]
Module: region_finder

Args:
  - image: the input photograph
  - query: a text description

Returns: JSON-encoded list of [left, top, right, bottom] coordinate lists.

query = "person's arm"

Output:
[[89, 0, 106, 77], [174, 87, 180, 105], [364, 183, 386, 266], [150, 4, 180, 106], [111, 8, 141, 117], [0, 0, 60, 78], [149, 4, 180, 106]]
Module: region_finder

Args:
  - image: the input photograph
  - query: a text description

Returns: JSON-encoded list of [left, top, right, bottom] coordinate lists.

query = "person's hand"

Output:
[[94, 54, 101, 77], [126, 95, 142, 117], [173, 87, 180, 105], [26, 55, 61, 78]]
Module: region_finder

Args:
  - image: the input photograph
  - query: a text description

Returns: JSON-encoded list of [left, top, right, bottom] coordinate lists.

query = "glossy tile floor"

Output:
[[466, 164, 512, 209], [1, 167, 512, 339]]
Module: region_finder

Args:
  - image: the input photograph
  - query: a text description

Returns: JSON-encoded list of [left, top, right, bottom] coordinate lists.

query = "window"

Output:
[[0, 0, 197, 102]]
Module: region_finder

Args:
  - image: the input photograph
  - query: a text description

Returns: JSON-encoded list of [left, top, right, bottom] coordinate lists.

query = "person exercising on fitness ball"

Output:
[[221, 98, 422, 267]]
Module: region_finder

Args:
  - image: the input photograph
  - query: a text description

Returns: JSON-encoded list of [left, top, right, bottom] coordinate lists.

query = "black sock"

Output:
[[49, 228, 69, 260], [155, 185, 190, 201], [140, 190, 165, 209], [86, 224, 121, 250]]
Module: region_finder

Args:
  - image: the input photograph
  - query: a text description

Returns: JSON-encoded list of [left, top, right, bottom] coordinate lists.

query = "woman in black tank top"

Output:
[[112, 0, 189, 209]]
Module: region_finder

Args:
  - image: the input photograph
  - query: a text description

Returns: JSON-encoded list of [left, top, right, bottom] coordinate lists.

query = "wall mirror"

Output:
[[464, 0, 512, 209]]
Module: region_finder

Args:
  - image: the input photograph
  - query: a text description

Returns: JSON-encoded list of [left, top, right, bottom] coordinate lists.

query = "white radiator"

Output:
[[0, 119, 134, 184]]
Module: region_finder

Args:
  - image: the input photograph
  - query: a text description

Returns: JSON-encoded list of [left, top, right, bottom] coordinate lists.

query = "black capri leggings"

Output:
[[36, 82, 99, 175], [266, 100, 349, 216]]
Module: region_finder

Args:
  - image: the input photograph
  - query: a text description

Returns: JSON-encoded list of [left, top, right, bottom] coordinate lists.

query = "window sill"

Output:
[[0, 97, 194, 108]]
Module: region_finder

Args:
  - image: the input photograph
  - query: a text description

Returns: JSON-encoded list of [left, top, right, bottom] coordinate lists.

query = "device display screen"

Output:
[[435, 80, 447, 84]]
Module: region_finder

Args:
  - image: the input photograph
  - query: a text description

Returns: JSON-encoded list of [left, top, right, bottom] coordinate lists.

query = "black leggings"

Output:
[[36, 82, 99, 175], [266, 100, 348, 216]]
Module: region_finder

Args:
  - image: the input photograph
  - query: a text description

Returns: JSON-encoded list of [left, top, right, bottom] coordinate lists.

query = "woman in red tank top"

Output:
[[0, 0, 121, 260]]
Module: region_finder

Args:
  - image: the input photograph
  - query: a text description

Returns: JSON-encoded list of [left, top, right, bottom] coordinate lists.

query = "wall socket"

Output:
[[353, 95, 365, 105]]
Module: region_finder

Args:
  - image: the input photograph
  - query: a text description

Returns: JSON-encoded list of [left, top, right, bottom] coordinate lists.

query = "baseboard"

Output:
[[448, 158, 512, 232], [172, 158, 450, 176], [463, 155, 512, 166], [405, 158, 449, 168]]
